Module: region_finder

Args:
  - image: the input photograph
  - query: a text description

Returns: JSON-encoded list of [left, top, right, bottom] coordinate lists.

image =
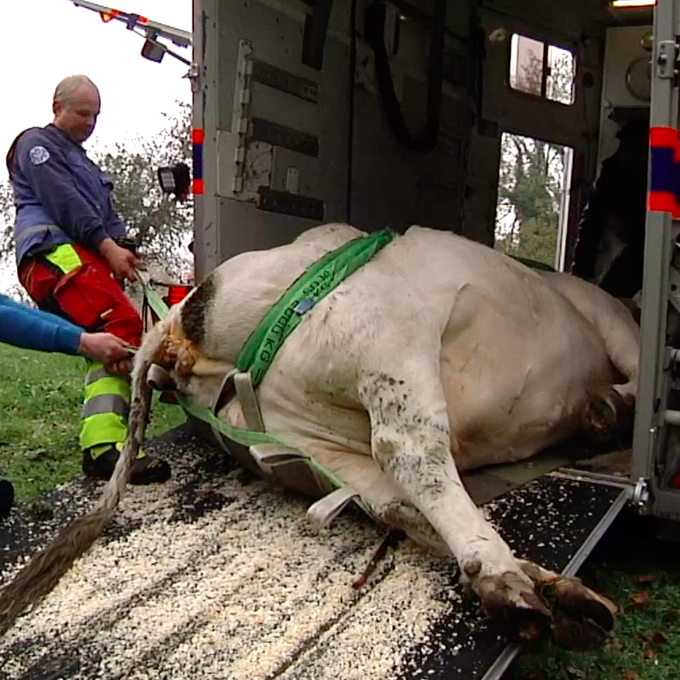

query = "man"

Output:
[[6, 74, 170, 485], [571, 117, 649, 299], [0, 293, 134, 517]]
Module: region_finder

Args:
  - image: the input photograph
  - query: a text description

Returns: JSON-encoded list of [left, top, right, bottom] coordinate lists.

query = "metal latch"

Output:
[[633, 477, 652, 514], [656, 40, 679, 79], [185, 62, 200, 92]]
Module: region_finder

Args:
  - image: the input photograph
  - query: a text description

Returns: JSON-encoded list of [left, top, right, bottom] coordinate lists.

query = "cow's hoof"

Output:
[[581, 387, 634, 443], [543, 576, 617, 651], [475, 571, 552, 642], [520, 561, 617, 651]]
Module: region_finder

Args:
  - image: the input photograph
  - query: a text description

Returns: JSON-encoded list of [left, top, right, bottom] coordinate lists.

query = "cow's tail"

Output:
[[0, 322, 168, 636]]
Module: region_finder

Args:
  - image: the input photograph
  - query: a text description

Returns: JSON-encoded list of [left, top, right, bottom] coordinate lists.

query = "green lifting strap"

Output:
[[237, 229, 398, 388], [141, 269, 376, 517]]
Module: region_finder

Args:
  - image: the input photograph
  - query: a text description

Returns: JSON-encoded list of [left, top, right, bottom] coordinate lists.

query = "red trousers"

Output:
[[18, 244, 142, 347]]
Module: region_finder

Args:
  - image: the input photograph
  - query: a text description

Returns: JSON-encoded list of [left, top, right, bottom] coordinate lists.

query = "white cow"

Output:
[[0, 224, 638, 647]]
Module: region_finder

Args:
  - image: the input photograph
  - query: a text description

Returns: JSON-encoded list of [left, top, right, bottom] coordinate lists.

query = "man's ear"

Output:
[[52, 100, 61, 117]]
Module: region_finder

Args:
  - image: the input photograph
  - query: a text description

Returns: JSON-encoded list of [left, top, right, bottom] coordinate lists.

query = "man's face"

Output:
[[53, 86, 101, 143]]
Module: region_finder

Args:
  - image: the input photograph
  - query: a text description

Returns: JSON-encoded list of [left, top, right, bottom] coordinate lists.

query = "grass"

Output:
[[0, 342, 186, 502], [1, 346, 680, 679]]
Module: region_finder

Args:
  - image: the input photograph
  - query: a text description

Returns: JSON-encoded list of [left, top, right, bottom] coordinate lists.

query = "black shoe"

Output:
[[82, 445, 171, 485], [0, 477, 14, 517]]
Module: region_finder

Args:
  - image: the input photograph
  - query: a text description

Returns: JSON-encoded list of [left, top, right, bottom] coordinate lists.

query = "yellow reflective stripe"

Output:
[[88, 443, 146, 460], [85, 368, 110, 386], [84, 377, 131, 402], [45, 244, 82, 274], [80, 412, 128, 450]]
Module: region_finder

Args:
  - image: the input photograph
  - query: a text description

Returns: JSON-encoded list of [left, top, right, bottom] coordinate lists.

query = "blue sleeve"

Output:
[[15, 130, 109, 249], [0, 295, 82, 355]]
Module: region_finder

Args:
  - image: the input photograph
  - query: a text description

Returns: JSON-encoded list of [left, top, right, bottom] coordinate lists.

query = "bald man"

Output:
[[6, 74, 171, 485]]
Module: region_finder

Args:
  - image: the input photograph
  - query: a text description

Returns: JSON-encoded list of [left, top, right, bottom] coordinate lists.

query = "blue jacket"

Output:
[[6, 124, 127, 265], [0, 294, 82, 354]]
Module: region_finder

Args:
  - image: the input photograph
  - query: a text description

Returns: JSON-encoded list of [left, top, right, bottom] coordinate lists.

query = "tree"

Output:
[[0, 181, 15, 273], [0, 100, 193, 299], [495, 134, 567, 266], [494, 47, 574, 268]]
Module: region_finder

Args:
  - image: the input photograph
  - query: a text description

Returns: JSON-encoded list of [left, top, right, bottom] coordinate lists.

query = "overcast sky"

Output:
[[0, 0, 191, 293], [2, 0, 191, 173]]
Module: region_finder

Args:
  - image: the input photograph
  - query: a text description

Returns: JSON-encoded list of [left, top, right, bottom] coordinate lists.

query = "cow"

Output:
[[0, 223, 638, 648]]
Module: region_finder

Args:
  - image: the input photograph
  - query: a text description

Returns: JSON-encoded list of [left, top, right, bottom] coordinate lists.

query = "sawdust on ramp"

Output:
[[0, 424, 625, 680]]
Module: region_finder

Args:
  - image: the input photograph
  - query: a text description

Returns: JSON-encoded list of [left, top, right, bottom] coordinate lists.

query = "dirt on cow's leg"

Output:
[[581, 385, 635, 445], [518, 559, 617, 651], [357, 364, 567, 646]]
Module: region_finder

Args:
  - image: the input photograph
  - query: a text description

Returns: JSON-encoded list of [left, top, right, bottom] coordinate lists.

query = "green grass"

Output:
[[0, 343, 186, 502], [1, 346, 680, 679]]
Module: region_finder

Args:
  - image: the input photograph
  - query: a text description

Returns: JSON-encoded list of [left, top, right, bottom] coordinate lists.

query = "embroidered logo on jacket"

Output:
[[29, 146, 50, 165]]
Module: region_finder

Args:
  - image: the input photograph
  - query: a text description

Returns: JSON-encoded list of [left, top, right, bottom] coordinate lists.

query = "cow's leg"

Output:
[[582, 295, 639, 443], [356, 361, 615, 645], [544, 273, 639, 443], [357, 364, 550, 631]]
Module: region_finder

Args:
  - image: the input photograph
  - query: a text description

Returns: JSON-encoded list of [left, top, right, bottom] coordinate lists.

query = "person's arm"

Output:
[[14, 130, 109, 250], [571, 162, 617, 280], [0, 294, 81, 354], [0, 295, 131, 364]]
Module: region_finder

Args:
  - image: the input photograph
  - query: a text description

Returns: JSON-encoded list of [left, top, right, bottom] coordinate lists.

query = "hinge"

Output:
[[231, 40, 254, 194], [656, 40, 679, 80]]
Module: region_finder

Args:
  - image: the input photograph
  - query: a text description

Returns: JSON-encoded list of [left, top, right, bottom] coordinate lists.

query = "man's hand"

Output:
[[99, 238, 142, 282], [78, 331, 133, 365]]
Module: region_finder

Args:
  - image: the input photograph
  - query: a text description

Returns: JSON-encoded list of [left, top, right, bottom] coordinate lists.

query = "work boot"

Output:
[[82, 443, 171, 485], [0, 477, 14, 518]]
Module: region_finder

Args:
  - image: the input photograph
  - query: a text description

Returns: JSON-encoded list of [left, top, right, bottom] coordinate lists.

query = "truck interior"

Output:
[[190, 0, 651, 267]]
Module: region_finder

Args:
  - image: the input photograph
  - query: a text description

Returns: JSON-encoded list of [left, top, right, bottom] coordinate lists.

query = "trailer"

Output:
[[6, 0, 675, 677], [184, 0, 675, 536]]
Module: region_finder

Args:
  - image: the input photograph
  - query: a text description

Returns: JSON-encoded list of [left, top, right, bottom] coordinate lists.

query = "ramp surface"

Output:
[[0, 424, 626, 680]]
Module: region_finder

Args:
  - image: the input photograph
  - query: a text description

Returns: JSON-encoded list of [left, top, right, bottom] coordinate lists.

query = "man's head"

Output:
[[52, 75, 101, 143]]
